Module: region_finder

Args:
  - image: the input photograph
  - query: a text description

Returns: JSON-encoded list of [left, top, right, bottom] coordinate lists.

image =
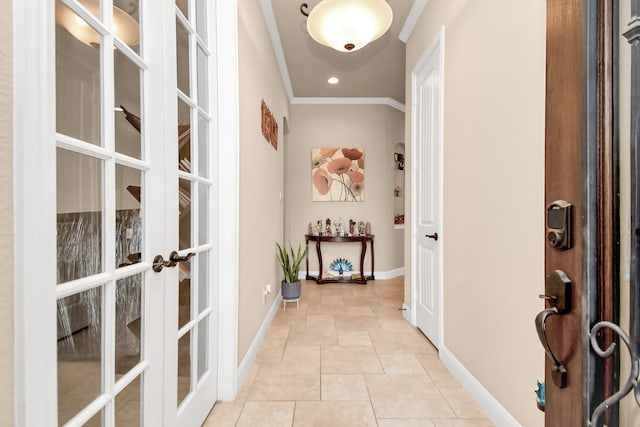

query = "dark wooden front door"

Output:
[[544, 0, 618, 425]]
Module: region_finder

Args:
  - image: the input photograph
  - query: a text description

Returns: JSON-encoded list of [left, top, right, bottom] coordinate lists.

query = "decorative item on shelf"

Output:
[[325, 218, 332, 235], [358, 221, 366, 235], [276, 242, 307, 303], [334, 217, 343, 235], [365, 222, 372, 235], [307, 222, 313, 235], [349, 219, 356, 235], [330, 258, 353, 277], [394, 152, 405, 170], [299, 0, 393, 53], [394, 214, 405, 225]]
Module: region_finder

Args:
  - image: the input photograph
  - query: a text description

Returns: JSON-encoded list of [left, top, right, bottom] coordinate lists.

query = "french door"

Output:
[[14, 0, 218, 425]]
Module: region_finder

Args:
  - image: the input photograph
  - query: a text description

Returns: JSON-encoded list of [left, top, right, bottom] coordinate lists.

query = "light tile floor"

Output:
[[202, 277, 494, 427]]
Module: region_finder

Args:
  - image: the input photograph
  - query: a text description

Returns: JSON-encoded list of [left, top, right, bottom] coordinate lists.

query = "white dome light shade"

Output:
[[306, 0, 393, 52], [55, 0, 139, 47]]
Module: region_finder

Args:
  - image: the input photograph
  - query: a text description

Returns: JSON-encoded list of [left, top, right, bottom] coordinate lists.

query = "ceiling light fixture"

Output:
[[56, 0, 139, 48], [327, 76, 339, 85], [300, 0, 393, 53]]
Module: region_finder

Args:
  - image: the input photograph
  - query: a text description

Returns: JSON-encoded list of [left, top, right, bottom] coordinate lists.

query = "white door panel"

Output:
[[417, 245, 435, 313], [412, 28, 444, 349]]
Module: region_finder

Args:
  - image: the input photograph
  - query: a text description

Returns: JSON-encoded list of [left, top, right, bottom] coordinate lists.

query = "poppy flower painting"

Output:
[[311, 147, 365, 202]]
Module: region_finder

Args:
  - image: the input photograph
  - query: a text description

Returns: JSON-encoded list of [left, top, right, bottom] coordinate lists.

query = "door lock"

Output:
[[153, 251, 195, 272], [546, 200, 572, 250]]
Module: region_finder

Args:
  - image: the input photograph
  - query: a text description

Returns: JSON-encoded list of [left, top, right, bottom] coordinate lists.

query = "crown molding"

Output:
[[260, 0, 294, 101], [399, 0, 429, 43], [292, 97, 406, 112]]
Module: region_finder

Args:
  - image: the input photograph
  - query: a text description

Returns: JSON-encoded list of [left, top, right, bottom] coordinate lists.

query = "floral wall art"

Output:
[[312, 148, 365, 202]]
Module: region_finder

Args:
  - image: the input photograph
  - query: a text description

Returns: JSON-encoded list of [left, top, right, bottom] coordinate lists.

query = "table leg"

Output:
[[369, 238, 375, 280], [305, 239, 311, 279], [316, 240, 323, 282], [360, 240, 367, 284]]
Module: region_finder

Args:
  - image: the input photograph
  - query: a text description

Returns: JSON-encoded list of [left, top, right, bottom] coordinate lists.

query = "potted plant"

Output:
[[276, 242, 307, 301]]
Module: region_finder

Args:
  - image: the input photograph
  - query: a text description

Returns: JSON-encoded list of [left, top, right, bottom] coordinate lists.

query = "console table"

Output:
[[305, 234, 375, 284]]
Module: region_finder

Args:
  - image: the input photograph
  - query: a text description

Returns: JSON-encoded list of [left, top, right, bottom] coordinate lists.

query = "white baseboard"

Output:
[[402, 303, 413, 325], [236, 290, 282, 389], [376, 267, 405, 279], [440, 346, 521, 427], [298, 267, 405, 280]]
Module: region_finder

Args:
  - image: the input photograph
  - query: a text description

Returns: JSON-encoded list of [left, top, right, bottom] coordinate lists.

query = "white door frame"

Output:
[[410, 26, 445, 350], [214, 0, 240, 402], [13, 1, 58, 424], [12, 0, 240, 424]]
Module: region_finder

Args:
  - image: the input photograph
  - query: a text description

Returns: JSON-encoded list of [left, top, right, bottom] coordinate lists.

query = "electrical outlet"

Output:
[[262, 284, 272, 303], [126, 228, 133, 239]]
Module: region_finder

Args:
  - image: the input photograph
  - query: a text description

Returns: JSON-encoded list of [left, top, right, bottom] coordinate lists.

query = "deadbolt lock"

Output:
[[546, 200, 572, 250]]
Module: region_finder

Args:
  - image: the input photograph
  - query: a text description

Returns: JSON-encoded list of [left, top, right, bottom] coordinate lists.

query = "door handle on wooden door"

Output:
[[535, 270, 572, 388], [535, 308, 567, 388]]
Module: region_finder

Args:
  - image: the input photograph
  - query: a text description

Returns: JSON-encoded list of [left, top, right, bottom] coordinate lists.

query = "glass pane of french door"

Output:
[[55, 0, 148, 425], [174, 0, 216, 419]]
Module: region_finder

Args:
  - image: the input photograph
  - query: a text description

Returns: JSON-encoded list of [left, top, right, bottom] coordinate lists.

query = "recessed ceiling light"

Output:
[[328, 76, 340, 85]]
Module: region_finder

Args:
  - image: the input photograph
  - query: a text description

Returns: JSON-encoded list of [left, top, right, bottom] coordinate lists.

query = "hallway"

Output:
[[203, 277, 492, 426]]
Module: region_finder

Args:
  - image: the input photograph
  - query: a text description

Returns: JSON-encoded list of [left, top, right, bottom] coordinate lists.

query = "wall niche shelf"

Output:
[[393, 142, 405, 228]]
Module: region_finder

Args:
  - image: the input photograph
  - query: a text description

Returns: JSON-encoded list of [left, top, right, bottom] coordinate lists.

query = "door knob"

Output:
[[152, 251, 195, 272], [167, 251, 194, 266], [425, 232, 438, 241]]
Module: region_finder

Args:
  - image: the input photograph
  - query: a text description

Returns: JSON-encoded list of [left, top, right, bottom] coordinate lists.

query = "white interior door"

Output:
[[169, 1, 219, 425], [412, 28, 444, 349], [14, 0, 218, 425]]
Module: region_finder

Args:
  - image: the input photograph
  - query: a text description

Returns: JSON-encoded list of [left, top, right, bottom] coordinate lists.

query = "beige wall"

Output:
[[285, 104, 404, 274], [237, 0, 290, 363], [0, 0, 14, 425], [405, 0, 546, 424]]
